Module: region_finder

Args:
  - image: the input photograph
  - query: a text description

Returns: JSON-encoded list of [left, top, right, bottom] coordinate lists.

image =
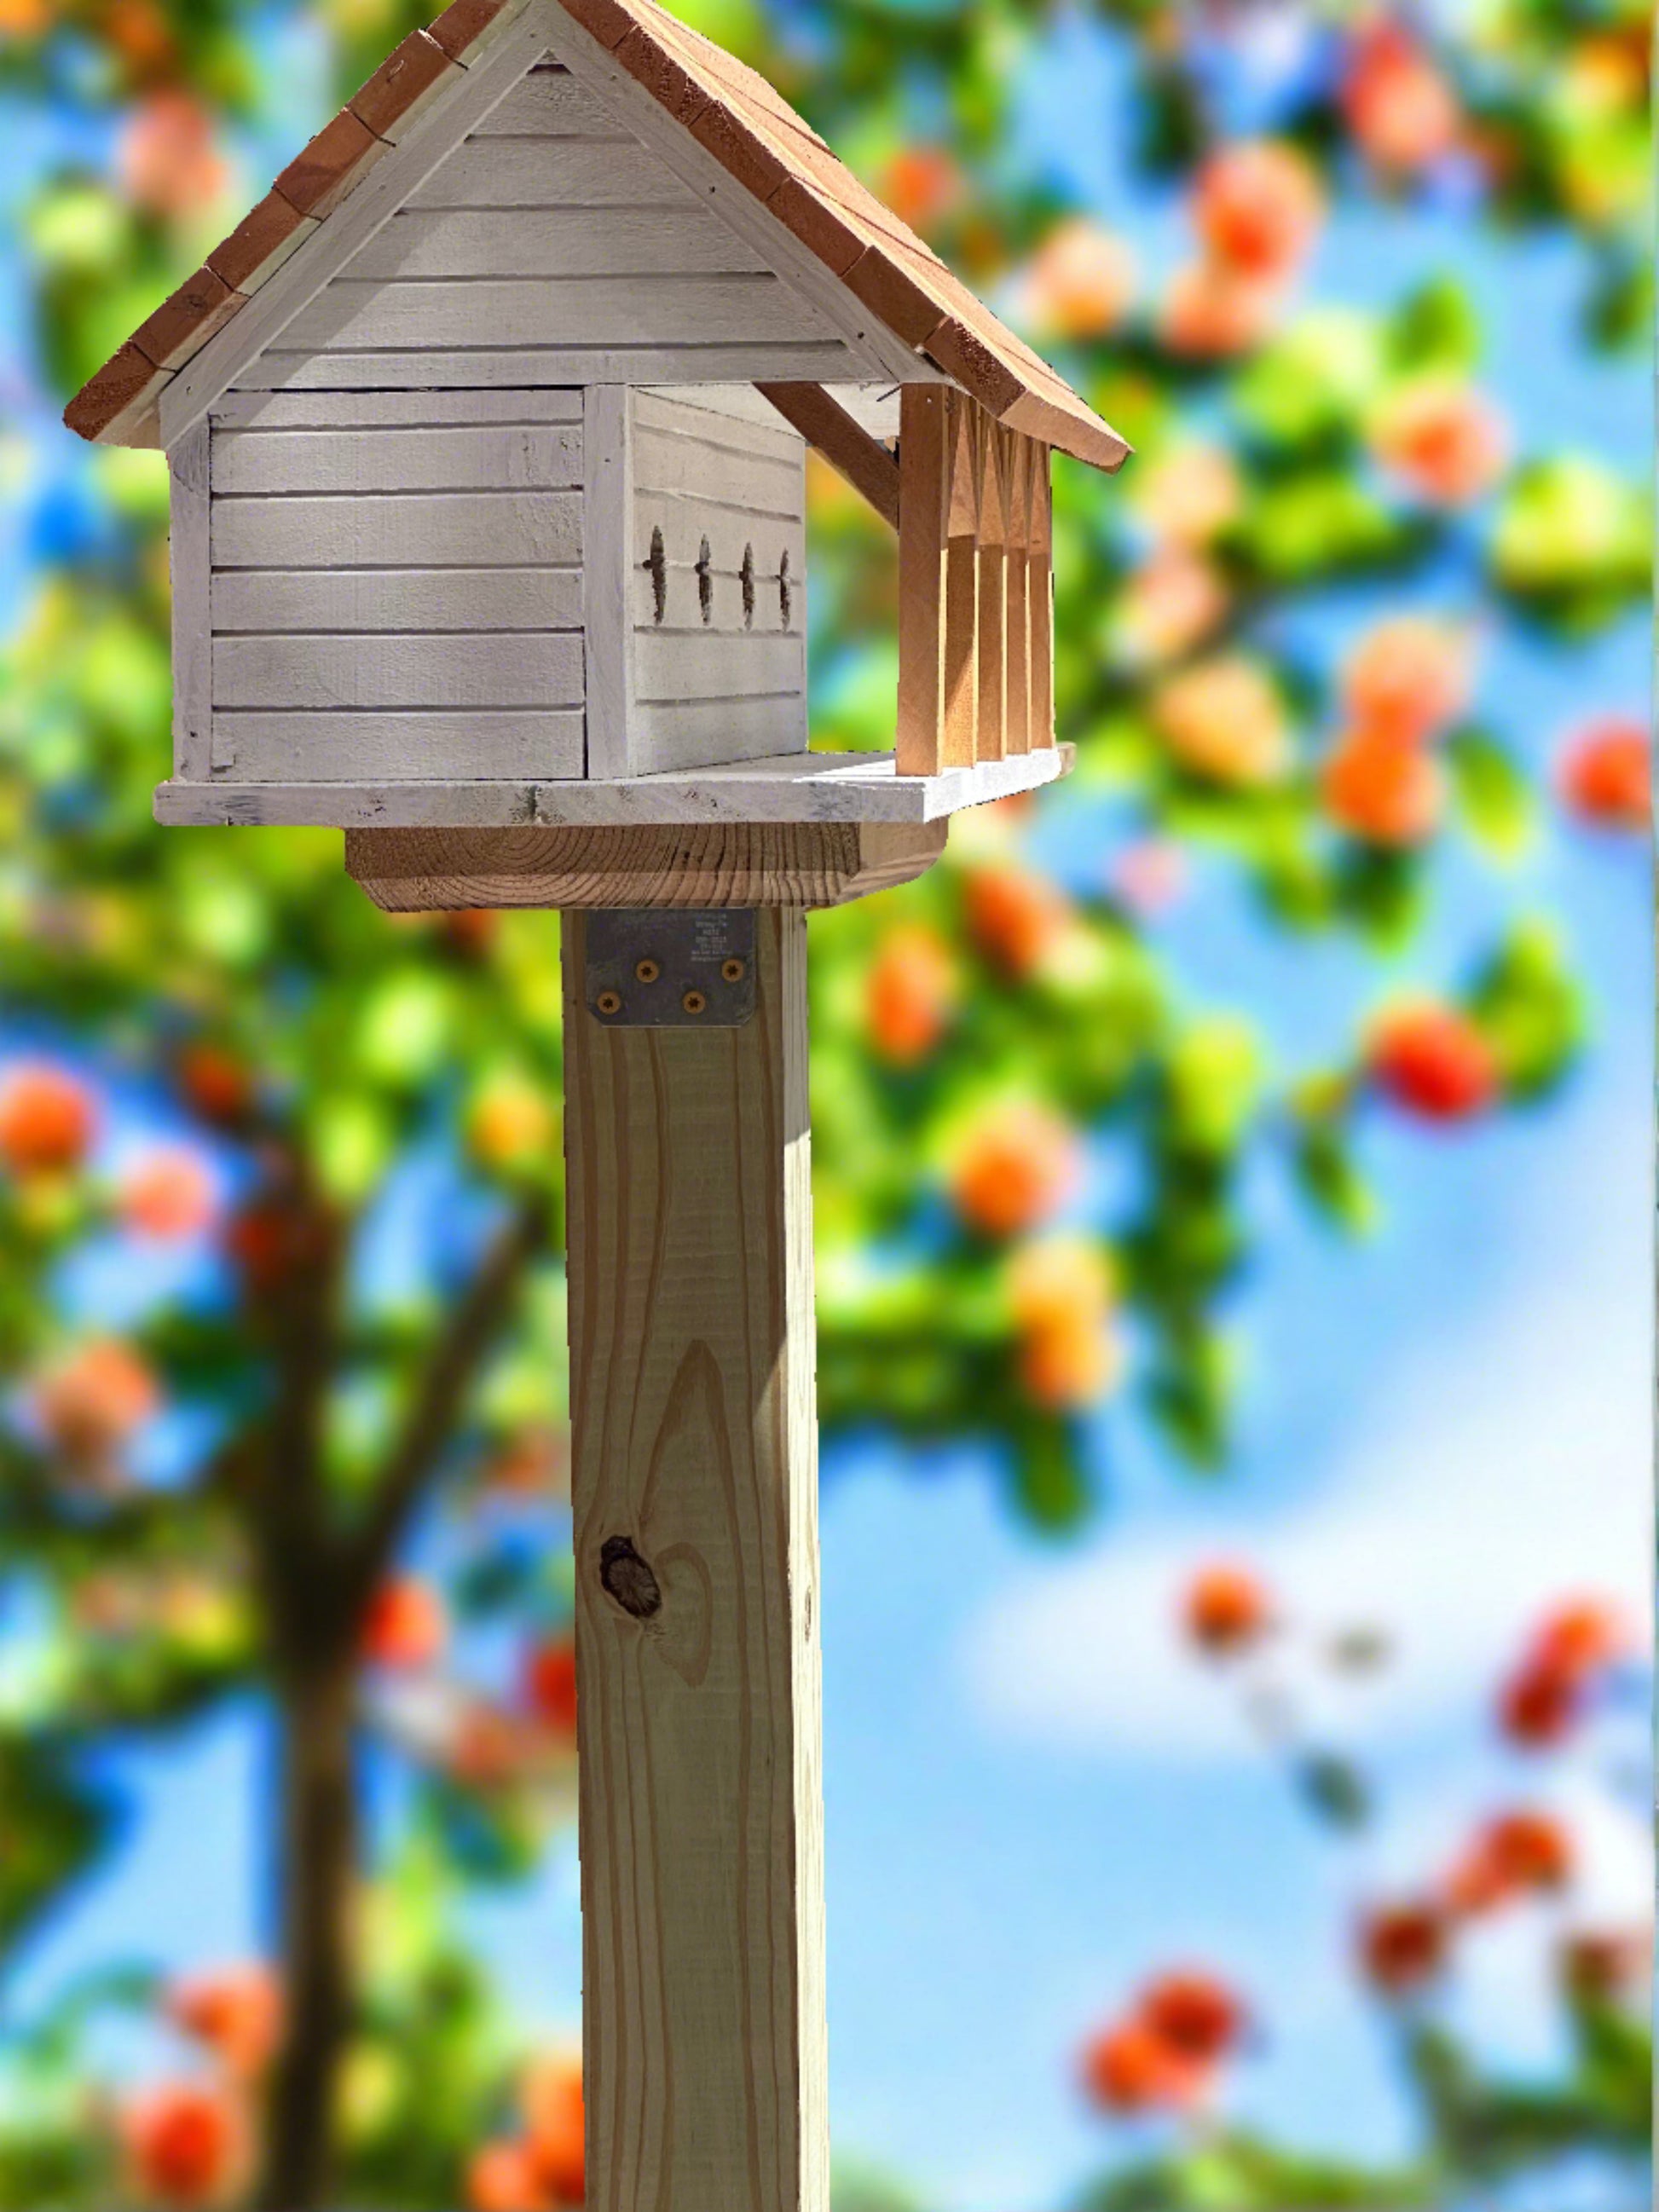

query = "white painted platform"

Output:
[[153, 743, 1073, 829]]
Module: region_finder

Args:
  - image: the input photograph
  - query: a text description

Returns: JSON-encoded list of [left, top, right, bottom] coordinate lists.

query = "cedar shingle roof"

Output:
[[64, 0, 1130, 471]]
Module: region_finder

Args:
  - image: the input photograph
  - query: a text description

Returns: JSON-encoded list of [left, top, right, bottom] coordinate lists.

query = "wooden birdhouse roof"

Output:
[[64, 0, 1130, 471]]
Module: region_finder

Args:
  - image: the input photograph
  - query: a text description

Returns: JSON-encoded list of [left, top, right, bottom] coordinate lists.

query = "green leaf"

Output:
[[1446, 731, 1535, 858]]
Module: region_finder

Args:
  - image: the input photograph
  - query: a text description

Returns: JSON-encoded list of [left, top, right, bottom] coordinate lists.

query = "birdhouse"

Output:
[[66, 0, 1125, 868], [66, 7, 1129, 2209]]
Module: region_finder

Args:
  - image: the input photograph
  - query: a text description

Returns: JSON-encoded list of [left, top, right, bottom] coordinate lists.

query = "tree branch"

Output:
[[343, 1195, 550, 1608]]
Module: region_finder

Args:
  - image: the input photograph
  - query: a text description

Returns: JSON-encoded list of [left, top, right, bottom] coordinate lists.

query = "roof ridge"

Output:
[[64, 0, 1129, 474]]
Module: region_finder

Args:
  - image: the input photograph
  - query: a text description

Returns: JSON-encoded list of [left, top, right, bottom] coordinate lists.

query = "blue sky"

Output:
[[3, 9, 1651, 2208]]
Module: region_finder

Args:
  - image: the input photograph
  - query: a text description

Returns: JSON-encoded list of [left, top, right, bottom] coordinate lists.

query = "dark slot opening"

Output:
[[740, 543, 755, 630], [778, 547, 793, 631], [696, 536, 713, 627], [643, 525, 666, 625]]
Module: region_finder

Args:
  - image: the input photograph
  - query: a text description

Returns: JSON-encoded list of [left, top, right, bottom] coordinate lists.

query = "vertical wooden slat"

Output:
[[563, 906, 827, 2212], [894, 384, 947, 775], [171, 419, 211, 781], [1003, 431, 1032, 758], [1030, 445, 1054, 748], [974, 417, 1006, 763], [583, 384, 633, 780], [941, 392, 979, 769]]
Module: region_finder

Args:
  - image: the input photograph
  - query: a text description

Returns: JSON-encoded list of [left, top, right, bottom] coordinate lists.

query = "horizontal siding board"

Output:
[[285, 274, 828, 353], [407, 139, 700, 208], [214, 632, 584, 711], [632, 384, 802, 453], [632, 630, 803, 705], [211, 567, 582, 632], [344, 207, 766, 280], [212, 424, 582, 494], [211, 490, 582, 567], [213, 388, 582, 428], [632, 565, 795, 633], [632, 493, 805, 578], [236, 343, 863, 388], [627, 695, 808, 772], [632, 423, 803, 515], [210, 710, 585, 782], [469, 66, 621, 136]]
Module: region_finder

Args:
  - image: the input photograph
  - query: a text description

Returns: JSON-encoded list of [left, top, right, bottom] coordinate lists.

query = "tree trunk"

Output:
[[261, 1652, 359, 2212]]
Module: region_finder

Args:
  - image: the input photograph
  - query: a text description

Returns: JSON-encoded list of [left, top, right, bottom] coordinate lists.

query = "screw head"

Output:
[[595, 990, 623, 1017], [635, 958, 661, 984], [682, 989, 708, 1015], [720, 957, 746, 984]]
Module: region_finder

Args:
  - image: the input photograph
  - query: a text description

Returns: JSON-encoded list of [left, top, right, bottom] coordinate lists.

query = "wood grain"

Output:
[[344, 205, 763, 280], [168, 420, 212, 781], [213, 630, 583, 711], [754, 383, 899, 529], [894, 384, 946, 776], [974, 419, 1006, 764], [210, 488, 582, 568], [284, 273, 830, 353], [583, 384, 632, 779], [211, 423, 583, 494], [211, 707, 584, 781], [210, 565, 582, 632], [344, 817, 945, 908], [211, 387, 582, 429], [234, 342, 860, 389], [558, 905, 826, 2212]]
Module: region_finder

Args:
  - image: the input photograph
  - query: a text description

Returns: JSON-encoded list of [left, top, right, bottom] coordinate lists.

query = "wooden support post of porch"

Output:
[[561, 906, 827, 2212]]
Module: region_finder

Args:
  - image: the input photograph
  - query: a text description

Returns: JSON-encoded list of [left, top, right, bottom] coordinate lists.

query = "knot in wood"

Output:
[[599, 1534, 662, 1620]]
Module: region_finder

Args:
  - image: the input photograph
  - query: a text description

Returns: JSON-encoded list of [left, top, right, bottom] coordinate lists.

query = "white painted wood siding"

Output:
[[245, 63, 863, 395], [204, 390, 586, 783], [627, 388, 808, 772]]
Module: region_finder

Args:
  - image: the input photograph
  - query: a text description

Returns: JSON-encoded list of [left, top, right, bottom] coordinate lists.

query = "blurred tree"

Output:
[[0, 0, 1647, 2205]]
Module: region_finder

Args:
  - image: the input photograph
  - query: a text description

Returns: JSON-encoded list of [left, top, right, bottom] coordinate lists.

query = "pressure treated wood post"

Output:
[[560, 907, 827, 2212]]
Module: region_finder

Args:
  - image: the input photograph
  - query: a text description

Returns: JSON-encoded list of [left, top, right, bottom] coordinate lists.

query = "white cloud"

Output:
[[962, 1149, 1651, 1764]]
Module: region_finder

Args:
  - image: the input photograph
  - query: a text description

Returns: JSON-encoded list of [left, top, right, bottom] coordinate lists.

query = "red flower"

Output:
[[1080, 2019, 1204, 2114], [1182, 1564, 1272, 1657], [1558, 718, 1649, 831], [1372, 378, 1507, 505], [0, 1061, 97, 1175], [1341, 21, 1461, 176], [1192, 140, 1323, 279], [1368, 1004, 1499, 1123], [962, 866, 1075, 980], [1342, 617, 1474, 746], [1322, 729, 1443, 847], [1159, 261, 1282, 360], [123, 2082, 248, 2209], [1561, 1927, 1649, 2004], [35, 1339, 159, 1464], [176, 1045, 256, 1131], [361, 1578, 448, 1672], [1480, 1810, 1574, 1893], [122, 1147, 217, 1240], [523, 2055, 585, 2204], [1138, 1971, 1245, 2065], [949, 1101, 1079, 1240], [1358, 1901, 1448, 1995], [1531, 1597, 1630, 1678], [1499, 1660, 1581, 1749], [117, 93, 228, 218], [523, 1636, 578, 1738], [166, 1965, 284, 2079], [466, 2140, 552, 2212], [866, 926, 959, 1066]]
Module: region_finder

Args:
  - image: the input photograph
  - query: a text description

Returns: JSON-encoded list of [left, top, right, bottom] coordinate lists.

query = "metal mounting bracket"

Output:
[[582, 909, 756, 1027]]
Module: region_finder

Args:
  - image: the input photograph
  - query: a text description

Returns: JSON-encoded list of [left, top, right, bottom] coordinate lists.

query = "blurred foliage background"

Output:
[[0, 0, 1650, 2206]]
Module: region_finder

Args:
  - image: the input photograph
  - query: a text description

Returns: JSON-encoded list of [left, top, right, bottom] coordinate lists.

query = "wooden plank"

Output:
[[1003, 433, 1032, 758], [169, 420, 212, 780], [941, 394, 979, 770], [633, 384, 802, 449], [582, 384, 631, 780], [344, 817, 947, 910], [559, 904, 828, 2212], [632, 423, 804, 513], [1030, 448, 1054, 746], [974, 419, 1006, 764], [632, 494, 805, 580], [158, 15, 554, 445], [210, 489, 582, 568], [754, 383, 899, 530], [632, 629, 802, 702], [407, 137, 700, 209], [631, 564, 777, 633], [214, 631, 583, 711], [286, 274, 828, 354], [211, 567, 583, 632], [538, 4, 922, 388], [209, 707, 585, 781], [211, 387, 582, 428], [235, 343, 863, 389], [154, 741, 1076, 827], [211, 424, 583, 495], [628, 693, 807, 769], [894, 384, 946, 776], [344, 206, 766, 280], [469, 63, 623, 135]]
